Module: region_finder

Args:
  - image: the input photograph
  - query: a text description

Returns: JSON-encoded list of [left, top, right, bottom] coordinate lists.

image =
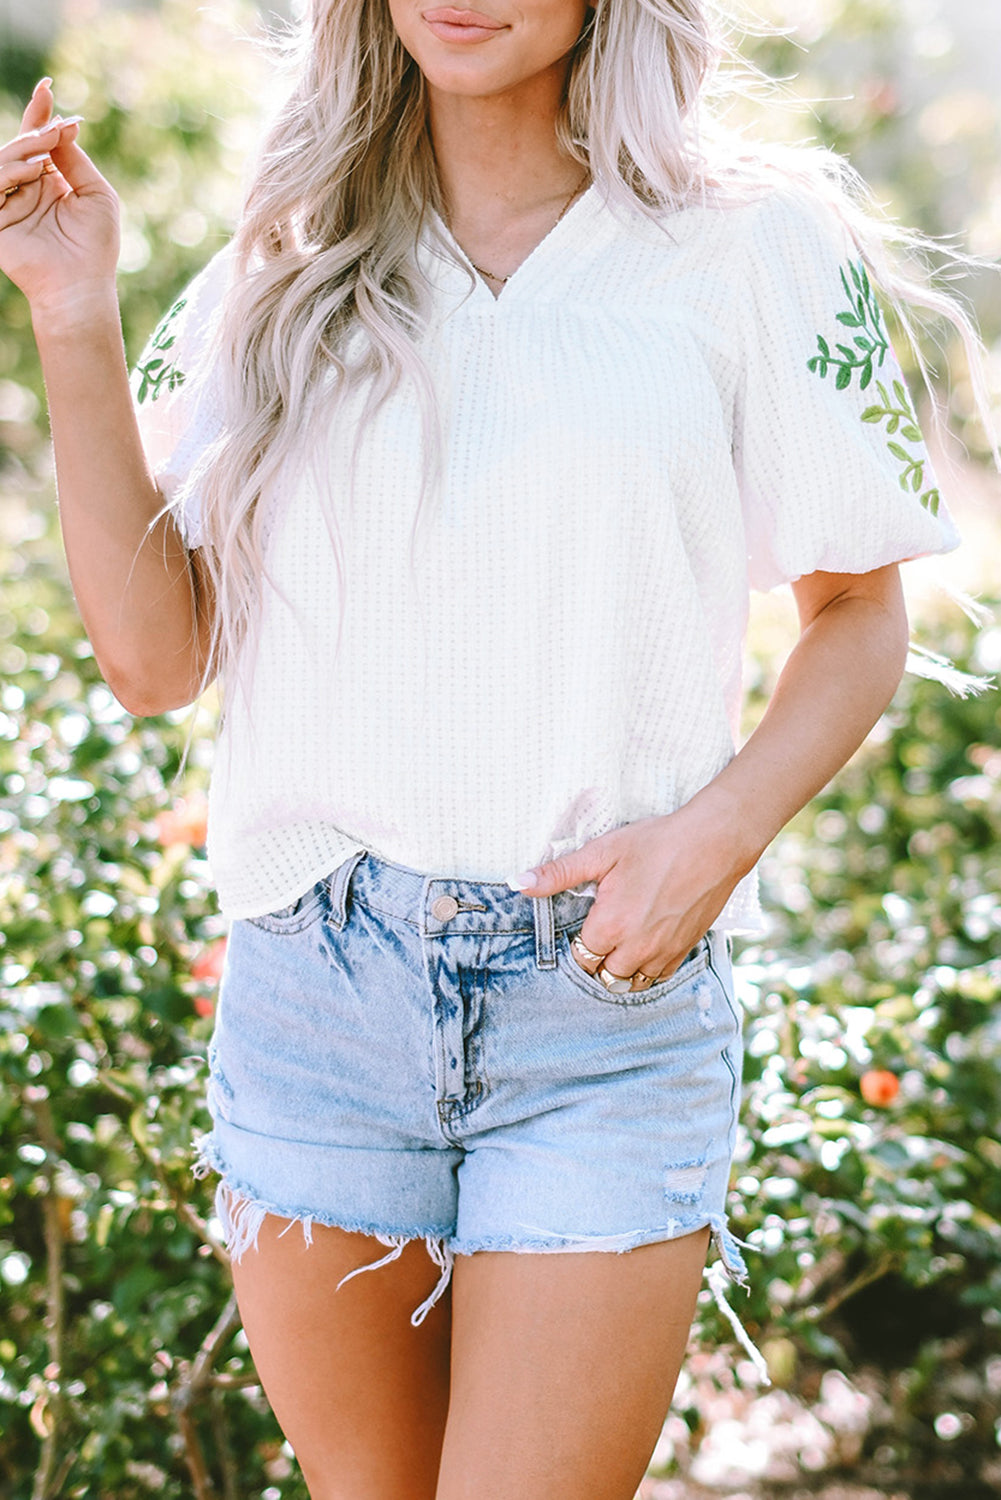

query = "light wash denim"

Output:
[[195, 850, 758, 1355]]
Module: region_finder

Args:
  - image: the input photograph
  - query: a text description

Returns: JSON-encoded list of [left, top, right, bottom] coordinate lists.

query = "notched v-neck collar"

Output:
[[426, 183, 604, 307]]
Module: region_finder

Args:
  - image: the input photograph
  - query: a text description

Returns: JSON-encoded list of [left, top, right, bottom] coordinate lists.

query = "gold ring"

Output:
[[598, 966, 634, 994], [572, 935, 606, 964], [3, 162, 56, 201]]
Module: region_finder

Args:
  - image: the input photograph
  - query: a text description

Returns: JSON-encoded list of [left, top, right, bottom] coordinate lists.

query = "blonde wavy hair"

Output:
[[189, 0, 993, 694]]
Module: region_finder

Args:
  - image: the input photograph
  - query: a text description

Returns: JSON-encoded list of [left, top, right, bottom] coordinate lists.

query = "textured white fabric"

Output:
[[131, 184, 958, 922]]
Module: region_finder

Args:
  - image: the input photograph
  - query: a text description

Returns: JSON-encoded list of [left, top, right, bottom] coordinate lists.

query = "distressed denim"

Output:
[[194, 850, 759, 1359]]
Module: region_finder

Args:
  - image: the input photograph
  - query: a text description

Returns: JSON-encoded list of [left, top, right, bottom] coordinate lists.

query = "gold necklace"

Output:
[[451, 174, 591, 286]]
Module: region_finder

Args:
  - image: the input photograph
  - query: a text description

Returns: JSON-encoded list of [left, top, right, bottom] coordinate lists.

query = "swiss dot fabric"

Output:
[[131, 184, 958, 923]]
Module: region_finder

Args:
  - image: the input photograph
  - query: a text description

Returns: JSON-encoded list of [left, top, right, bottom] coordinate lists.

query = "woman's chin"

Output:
[[418, 62, 522, 99]]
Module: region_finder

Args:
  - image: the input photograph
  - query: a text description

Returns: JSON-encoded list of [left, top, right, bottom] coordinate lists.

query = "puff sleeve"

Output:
[[732, 189, 959, 592], [130, 243, 233, 548]]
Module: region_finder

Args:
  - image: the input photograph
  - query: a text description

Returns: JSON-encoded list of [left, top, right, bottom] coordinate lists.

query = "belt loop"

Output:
[[705, 927, 732, 989], [533, 894, 557, 970], [327, 849, 367, 931]]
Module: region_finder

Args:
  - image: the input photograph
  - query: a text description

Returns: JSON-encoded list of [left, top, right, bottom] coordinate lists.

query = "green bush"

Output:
[[729, 609, 1001, 1481], [1, 0, 999, 1494], [0, 4, 282, 1495], [0, 525, 236, 1497]]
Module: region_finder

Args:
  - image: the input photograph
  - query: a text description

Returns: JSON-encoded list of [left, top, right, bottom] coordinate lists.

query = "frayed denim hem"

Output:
[[448, 1213, 744, 1265], [704, 1216, 770, 1385], [193, 1136, 767, 1376], [192, 1135, 453, 1327]]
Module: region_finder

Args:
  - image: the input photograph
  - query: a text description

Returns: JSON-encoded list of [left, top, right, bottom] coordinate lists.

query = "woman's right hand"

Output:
[[0, 78, 120, 325]]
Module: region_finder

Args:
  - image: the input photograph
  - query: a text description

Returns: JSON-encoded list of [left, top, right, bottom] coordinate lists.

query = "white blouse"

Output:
[[132, 183, 958, 923]]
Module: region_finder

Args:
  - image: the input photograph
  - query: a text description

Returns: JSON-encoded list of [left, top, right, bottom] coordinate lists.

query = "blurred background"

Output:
[[0, 2, 999, 1497]]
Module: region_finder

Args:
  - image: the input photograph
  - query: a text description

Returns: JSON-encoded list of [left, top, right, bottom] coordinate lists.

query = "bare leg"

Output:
[[436, 1228, 710, 1500], [229, 1210, 452, 1500]]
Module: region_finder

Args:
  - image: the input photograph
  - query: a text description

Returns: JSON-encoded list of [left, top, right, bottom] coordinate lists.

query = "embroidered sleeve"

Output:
[[130, 244, 233, 547], [807, 257, 940, 516], [133, 295, 188, 407], [732, 189, 958, 592]]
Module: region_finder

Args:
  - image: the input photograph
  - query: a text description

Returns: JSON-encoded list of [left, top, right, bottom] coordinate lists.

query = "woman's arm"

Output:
[[1, 81, 212, 715], [510, 563, 909, 983], [32, 288, 213, 715], [705, 562, 909, 863]]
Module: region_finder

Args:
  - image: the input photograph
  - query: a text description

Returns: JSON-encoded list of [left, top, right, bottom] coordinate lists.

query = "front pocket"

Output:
[[558, 926, 709, 1007], [245, 884, 324, 935]]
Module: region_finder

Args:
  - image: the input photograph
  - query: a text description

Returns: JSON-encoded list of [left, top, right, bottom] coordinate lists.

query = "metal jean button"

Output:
[[431, 895, 460, 922]]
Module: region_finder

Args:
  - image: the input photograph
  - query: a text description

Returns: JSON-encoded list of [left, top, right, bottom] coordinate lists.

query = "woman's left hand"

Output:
[[508, 796, 750, 990], [511, 567, 913, 994]]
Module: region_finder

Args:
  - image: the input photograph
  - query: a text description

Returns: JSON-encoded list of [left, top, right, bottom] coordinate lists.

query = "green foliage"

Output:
[[806, 258, 942, 514], [133, 298, 188, 407], [0, 3, 291, 1494], [0, 0, 998, 1494], [722, 612, 1001, 1482], [0, 496, 258, 1497], [808, 260, 891, 391], [861, 380, 924, 441]]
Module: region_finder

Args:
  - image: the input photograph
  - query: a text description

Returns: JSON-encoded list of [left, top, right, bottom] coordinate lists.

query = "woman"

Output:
[[0, 0, 979, 1494]]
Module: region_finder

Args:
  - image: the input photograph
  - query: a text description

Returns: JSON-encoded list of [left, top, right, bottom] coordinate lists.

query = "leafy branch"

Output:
[[807, 258, 890, 390], [862, 379, 941, 513], [861, 378, 922, 440], [888, 442, 927, 491], [802, 1249, 901, 1323], [135, 297, 188, 406], [99, 1066, 230, 1269], [808, 273, 940, 514]]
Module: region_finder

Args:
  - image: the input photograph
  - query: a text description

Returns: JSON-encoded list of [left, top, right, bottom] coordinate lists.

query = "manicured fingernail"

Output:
[[32, 115, 83, 134], [33, 77, 53, 95], [506, 871, 538, 891], [25, 153, 51, 165]]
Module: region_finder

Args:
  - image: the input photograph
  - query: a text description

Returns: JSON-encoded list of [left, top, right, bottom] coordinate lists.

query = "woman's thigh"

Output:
[[436, 1229, 710, 1500], [230, 1213, 452, 1500]]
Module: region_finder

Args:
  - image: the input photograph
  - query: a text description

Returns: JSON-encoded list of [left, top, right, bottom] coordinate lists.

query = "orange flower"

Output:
[[860, 1069, 899, 1106], [192, 936, 227, 985], [155, 791, 208, 848]]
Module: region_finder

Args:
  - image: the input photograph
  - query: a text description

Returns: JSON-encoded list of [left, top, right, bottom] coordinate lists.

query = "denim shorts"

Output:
[[194, 850, 754, 1338]]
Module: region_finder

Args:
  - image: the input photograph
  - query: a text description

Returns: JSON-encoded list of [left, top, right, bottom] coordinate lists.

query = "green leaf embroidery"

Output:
[[807, 261, 938, 513], [135, 297, 187, 406], [812, 259, 889, 387]]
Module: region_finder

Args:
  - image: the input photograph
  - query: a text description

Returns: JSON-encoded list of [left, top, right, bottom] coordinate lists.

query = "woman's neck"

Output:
[[428, 68, 587, 265]]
